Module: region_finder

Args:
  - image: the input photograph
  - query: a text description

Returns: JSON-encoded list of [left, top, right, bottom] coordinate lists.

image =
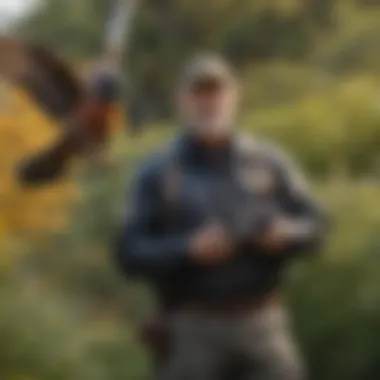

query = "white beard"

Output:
[[190, 110, 235, 135]]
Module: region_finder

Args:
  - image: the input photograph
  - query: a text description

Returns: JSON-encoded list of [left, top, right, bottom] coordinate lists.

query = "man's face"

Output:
[[178, 77, 239, 140]]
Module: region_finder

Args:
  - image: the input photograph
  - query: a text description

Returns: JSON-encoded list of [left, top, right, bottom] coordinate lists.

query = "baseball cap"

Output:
[[180, 53, 237, 91]]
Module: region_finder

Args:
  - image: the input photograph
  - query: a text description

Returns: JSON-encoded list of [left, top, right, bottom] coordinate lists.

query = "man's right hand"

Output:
[[189, 224, 234, 265]]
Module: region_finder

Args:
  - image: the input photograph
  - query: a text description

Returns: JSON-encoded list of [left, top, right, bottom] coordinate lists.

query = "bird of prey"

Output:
[[0, 0, 137, 186]]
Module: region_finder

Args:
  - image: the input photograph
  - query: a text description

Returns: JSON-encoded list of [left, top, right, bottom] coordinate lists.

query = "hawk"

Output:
[[0, 0, 137, 185]]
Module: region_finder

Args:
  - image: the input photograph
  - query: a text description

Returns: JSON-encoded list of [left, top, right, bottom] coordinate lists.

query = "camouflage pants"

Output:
[[153, 304, 305, 380]]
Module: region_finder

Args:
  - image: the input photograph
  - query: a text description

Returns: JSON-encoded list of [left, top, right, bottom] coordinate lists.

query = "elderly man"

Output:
[[116, 54, 327, 380]]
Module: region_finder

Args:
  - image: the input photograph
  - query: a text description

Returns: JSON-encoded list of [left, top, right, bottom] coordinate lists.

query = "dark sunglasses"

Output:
[[189, 77, 228, 95]]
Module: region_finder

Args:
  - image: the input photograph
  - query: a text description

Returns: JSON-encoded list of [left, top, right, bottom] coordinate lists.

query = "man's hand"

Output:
[[256, 217, 292, 254], [189, 224, 234, 264]]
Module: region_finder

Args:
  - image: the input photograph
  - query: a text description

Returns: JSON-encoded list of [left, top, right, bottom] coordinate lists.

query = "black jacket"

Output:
[[116, 133, 327, 304]]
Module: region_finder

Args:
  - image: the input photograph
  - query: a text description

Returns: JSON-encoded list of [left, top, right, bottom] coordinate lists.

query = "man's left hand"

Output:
[[255, 217, 292, 254]]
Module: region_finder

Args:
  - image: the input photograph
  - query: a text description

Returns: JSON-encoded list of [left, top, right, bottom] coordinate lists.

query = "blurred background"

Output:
[[0, 0, 380, 379]]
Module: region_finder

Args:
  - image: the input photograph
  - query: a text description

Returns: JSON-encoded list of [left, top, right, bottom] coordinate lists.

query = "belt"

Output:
[[166, 293, 279, 316]]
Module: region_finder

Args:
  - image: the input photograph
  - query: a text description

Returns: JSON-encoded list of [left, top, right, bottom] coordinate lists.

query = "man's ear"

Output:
[[175, 86, 188, 118], [231, 80, 241, 106]]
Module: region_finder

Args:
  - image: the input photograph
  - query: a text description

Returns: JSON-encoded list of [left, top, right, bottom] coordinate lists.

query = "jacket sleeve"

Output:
[[115, 158, 191, 279], [274, 151, 329, 255]]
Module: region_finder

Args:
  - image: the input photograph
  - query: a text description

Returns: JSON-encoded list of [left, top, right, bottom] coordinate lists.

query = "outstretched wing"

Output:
[[0, 36, 83, 122], [9, 0, 139, 186]]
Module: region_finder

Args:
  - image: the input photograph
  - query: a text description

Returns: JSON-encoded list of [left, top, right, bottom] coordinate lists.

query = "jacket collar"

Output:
[[172, 131, 235, 170]]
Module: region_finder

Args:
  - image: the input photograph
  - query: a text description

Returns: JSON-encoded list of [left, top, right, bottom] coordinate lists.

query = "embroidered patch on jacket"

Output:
[[238, 164, 276, 195]]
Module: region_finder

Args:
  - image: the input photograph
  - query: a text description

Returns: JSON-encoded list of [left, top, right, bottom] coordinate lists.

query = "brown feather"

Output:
[[0, 37, 117, 186], [0, 37, 83, 122]]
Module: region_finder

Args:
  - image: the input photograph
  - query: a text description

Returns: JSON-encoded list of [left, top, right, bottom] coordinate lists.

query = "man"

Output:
[[116, 54, 327, 380]]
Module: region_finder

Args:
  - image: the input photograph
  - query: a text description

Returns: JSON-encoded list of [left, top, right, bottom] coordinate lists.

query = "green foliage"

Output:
[[14, 0, 335, 116], [0, 281, 97, 380], [244, 73, 380, 176]]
